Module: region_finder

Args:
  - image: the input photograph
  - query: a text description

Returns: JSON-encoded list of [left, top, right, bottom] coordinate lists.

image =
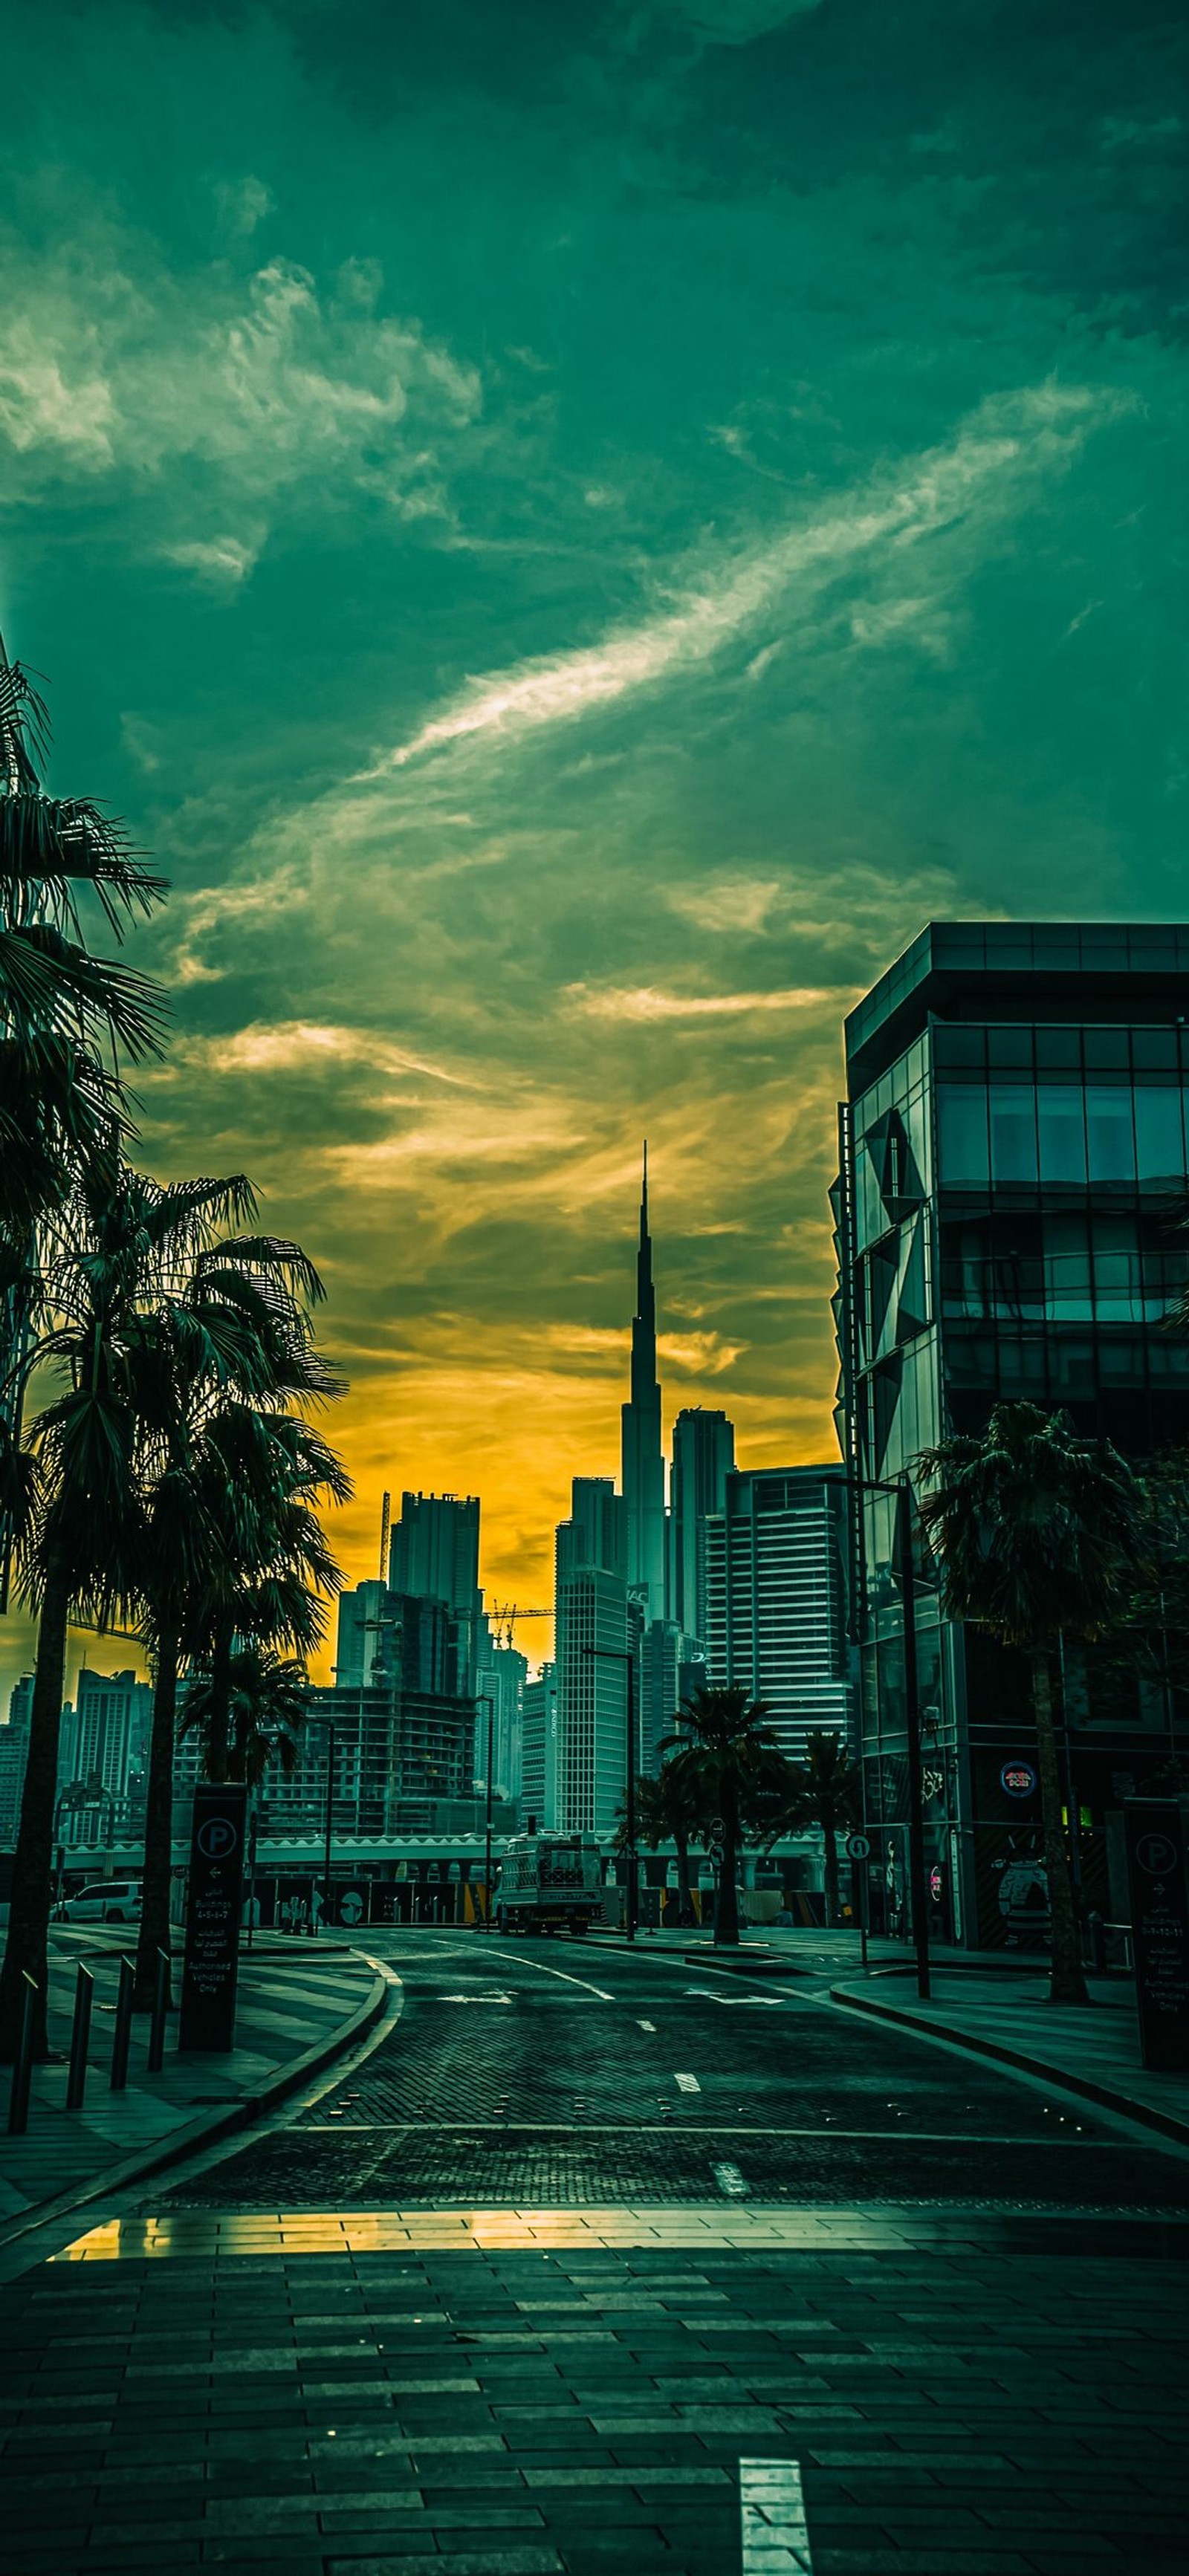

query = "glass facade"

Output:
[[835, 925, 1189, 1951]]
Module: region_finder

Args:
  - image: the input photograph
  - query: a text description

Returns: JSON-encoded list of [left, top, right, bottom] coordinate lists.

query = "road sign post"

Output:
[[178, 1783, 248, 2052], [1124, 1796, 1189, 2072], [846, 1833, 872, 1967]]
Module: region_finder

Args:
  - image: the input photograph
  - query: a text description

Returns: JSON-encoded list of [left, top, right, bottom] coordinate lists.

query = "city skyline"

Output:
[[1, 1, 1185, 1704]]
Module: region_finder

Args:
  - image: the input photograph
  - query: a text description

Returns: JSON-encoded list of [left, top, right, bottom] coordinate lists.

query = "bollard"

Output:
[[146, 1948, 171, 2074], [110, 1955, 135, 2092], [65, 1962, 94, 2111], [6, 1973, 38, 2136]]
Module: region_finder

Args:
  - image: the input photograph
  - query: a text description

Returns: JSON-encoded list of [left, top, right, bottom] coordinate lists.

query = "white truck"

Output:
[[496, 1834, 604, 1937]]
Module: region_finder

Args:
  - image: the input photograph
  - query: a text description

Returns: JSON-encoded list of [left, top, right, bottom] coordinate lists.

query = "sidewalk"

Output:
[[0, 1932, 387, 2245], [832, 1963, 1189, 2146]]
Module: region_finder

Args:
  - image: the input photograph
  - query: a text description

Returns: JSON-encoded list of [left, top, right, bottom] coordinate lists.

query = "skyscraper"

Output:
[[669, 1406, 736, 1644], [621, 1149, 667, 1624], [389, 1490, 482, 1690], [702, 1467, 853, 1766], [835, 921, 1189, 1948], [521, 1661, 559, 1832], [554, 1476, 635, 1833]]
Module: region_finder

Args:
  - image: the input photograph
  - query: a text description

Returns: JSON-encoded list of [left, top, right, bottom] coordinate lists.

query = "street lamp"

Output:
[[301, 1711, 337, 1935], [851, 1470, 932, 2002], [582, 1643, 638, 1942], [476, 1693, 496, 1932]]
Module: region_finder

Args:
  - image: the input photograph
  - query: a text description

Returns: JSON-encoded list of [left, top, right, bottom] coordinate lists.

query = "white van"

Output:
[[59, 1880, 142, 1924]]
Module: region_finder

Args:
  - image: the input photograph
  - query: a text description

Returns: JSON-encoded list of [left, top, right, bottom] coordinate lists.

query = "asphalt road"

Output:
[[160, 1927, 1189, 2213]]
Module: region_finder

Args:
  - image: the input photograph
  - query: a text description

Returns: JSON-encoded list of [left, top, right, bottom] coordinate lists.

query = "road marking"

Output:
[[685, 1986, 785, 2007], [508, 1956, 614, 2000], [713, 2161, 748, 2198], [674, 2071, 701, 2092], [739, 2459, 812, 2572], [436, 1993, 513, 2005], [638, 2019, 656, 2031]]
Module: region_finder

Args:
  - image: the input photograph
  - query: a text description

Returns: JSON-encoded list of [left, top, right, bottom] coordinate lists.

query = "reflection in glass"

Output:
[[989, 1084, 1038, 1185], [937, 1086, 989, 1186], [1086, 1086, 1135, 1182], [1036, 1087, 1087, 1184], [1134, 1088, 1185, 1185], [1043, 1215, 1092, 1320]]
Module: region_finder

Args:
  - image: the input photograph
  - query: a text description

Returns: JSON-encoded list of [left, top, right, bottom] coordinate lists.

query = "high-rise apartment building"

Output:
[[72, 1668, 153, 1803], [521, 1662, 559, 1832], [0, 1673, 33, 1849], [389, 1491, 482, 1692], [668, 1406, 735, 1643], [473, 1618, 528, 1800], [835, 921, 1189, 1948], [702, 1468, 852, 1766], [554, 1476, 637, 1833]]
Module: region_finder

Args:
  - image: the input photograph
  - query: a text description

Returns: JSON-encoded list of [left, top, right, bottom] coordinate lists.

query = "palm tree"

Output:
[[181, 1644, 309, 1788], [617, 1761, 704, 1924], [916, 1401, 1141, 2006], [758, 1729, 859, 1928], [183, 1404, 349, 1785], [1, 636, 166, 1604], [0, 1163, 270, 2058], [659, 1683, 788, 1947], [130, 1218, 337, 2008]]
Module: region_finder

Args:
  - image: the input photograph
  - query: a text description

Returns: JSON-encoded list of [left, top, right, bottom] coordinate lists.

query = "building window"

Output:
[[1086, 1086, 1136, 1184], [937, 1086, 989, 1186], [989, 1084, 1039, 1186], [1036, 1086, 1087, 1185]]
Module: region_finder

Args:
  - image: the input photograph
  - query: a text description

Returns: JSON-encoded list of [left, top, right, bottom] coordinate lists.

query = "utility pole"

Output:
[[476, 1693, 496, 1930]]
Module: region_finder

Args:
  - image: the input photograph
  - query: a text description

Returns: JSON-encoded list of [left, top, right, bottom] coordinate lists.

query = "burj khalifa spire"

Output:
[[621, 1143, 667, 1622]]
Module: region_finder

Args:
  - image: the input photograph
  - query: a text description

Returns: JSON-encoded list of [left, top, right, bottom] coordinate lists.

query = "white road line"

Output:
[[712, 2160, 748, 2198], [674, 2071, 701, 2092], [508, 1956, 614, 2000], [739, 2460, 812, 2572], [638, 2019, 656, 2032], [685, 1986, 786, 2007]]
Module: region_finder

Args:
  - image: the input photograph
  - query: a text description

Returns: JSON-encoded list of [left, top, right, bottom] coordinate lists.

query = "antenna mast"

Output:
[[378, 1490, 391, 1584]]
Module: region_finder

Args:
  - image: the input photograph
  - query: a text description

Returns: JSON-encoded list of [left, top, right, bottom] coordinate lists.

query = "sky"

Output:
[[1, 0, 1187, 1700]]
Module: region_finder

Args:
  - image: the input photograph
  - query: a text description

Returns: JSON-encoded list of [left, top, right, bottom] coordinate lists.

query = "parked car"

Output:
[[59, 1880, 142, 1924]]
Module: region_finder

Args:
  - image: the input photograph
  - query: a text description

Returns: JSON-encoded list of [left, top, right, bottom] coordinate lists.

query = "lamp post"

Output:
[[583, 1643, 638, 1941], [852, 1470, 932, 2002], [302, 1712, 337, 1935], [476, 1693, 496, 1931]]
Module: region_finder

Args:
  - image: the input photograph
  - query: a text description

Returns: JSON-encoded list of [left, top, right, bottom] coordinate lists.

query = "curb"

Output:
[[831, 1981, 1189, 2152], [0, 1949, 394, 2260]]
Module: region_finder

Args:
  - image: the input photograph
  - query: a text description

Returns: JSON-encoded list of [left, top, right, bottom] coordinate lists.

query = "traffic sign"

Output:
[[708, 1842, 725, 1867], [710, 1816, 725, 1840], [846, 1832, 871, 1860]]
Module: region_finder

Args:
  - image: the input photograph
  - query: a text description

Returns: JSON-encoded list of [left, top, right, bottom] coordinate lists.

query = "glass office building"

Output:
[[834, 923, 1189, 1950]]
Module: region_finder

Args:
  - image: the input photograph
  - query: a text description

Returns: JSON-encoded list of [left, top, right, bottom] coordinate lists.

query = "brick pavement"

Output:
[[0, 1938, 386, 2237], [1, 2221, 1186, 2573]]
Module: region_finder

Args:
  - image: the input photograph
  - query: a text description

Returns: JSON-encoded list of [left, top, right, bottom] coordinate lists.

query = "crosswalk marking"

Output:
[[739, 2460, 812, 2572]]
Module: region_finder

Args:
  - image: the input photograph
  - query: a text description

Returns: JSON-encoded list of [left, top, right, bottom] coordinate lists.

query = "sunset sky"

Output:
[[2, 0, 1186, 1700]]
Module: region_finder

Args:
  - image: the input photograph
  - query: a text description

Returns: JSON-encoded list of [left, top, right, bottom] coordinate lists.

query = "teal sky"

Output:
[[2, 0, 1187, 1696]]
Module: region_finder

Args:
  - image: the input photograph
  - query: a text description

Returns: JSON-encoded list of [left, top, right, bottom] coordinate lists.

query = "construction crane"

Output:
[[489, 1601, 551, 1652]]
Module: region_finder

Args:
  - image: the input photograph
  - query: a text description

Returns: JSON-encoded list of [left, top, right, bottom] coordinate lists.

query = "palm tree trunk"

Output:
[[134, 1623, 178, 2012], [822, 1819, 840, 1930], [1032, 1649, 1088, 2006], [0, 1568, 71, 2060], [206, 1621, 233, 1782]]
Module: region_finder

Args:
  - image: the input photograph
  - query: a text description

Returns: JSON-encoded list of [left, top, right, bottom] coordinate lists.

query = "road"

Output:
[[1, 1929, 1187, 2576]]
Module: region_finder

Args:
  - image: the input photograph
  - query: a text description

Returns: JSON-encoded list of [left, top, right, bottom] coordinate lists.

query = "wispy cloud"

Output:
[[377, 383, 1127, 773], [567, 982, 843, 1019]]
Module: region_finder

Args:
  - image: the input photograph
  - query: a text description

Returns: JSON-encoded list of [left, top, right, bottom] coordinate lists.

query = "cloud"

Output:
[[0, 227, 482, 569], [665, 0, 824, 39], [566, 982, 842, 1019], [378, 383, 1129, 773]]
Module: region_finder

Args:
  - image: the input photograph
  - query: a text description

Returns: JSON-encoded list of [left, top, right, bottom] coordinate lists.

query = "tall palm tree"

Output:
[[659, 1683, 788, 1947], [130, 1220, 337, 2008], [618, 1760, 704, 1924], [1, 636, 166, 1603], [0, 1164, 261, 2058], [183, 1404, 349, 1786], [916, 1401, 1141, 2006], [758, 1729, 859, 1928]]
